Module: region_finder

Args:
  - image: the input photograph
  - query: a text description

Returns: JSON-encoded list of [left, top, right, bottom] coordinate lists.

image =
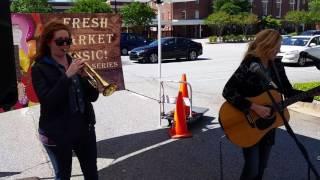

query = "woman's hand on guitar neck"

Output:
[[250, 103, 272, 119]]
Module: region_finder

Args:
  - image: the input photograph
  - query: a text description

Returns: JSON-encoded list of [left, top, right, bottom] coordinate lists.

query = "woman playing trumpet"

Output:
[[31, 20, 99, 180]]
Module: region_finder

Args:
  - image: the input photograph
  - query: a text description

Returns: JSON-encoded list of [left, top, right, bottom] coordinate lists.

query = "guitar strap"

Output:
[[270, 60, 286, 101], [268, 62, 319, 179]]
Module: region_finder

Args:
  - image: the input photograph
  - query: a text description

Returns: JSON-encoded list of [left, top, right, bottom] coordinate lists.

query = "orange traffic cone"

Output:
[[179, 73, 190, 117], [169, 92, 192, 138]]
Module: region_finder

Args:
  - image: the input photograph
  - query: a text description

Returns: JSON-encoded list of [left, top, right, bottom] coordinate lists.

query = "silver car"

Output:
[[277, 35, 320, 66]]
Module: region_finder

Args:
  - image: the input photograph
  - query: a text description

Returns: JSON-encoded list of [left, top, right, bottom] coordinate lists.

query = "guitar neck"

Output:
[[281, 86, 320, 108]]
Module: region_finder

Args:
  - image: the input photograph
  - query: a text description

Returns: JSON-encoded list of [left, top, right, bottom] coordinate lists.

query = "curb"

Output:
[[287, 101, 320, 118]]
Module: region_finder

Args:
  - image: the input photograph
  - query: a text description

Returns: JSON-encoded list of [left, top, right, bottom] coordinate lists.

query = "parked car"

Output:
[[129, 37, 203, 63], [120, 33, 151, 55], [277, 35, 320, 66], [281, 35, 291, 39], [300, 30, 320, 36]]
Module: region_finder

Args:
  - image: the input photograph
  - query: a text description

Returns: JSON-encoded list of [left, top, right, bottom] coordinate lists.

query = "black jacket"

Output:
[[31, 56, 99, 143], [223, 55, 312, 113]]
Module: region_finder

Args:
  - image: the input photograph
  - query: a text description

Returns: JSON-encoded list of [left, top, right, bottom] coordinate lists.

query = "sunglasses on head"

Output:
[[54, 37, 72, 46]]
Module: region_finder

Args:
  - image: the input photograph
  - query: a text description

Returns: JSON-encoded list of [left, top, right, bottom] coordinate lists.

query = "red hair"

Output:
[[34, 20, 71, 60]]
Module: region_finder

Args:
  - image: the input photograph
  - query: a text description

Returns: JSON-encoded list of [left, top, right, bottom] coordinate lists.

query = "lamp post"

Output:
[[114, 0, 117, 13], [156, 0, 163, 127]]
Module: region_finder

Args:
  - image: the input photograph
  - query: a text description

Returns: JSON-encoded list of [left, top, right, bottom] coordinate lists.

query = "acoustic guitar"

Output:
[[219, 86, 320, 148]]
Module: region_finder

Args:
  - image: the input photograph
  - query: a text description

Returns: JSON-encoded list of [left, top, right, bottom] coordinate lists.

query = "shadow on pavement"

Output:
[[132, 58, 212, 64], [96, 116, 235, 180], [0, 172, 20, 178], [284, 62, 316, 67], [95, 115, 320, 180], [40, 174, 82, 180], [264, 129, 320, 180]]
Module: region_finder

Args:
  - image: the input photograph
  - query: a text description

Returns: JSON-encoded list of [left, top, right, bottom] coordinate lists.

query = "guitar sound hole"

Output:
[[255, 116, 276, 130]]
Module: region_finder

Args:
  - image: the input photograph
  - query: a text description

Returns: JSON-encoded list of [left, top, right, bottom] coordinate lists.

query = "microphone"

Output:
[[249, 62, 278, 89]]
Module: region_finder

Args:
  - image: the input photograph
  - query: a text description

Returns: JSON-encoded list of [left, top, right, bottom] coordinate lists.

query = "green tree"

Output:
[[213, 0, 229, 12], [233, 0, 251, 12], [285, 11, 309, 33], [120, 2, 156, 33], [205, 11, 231, 36], [220, 2, 241, 15], [261, 15, 282, 29], [233, 12, 258, 35], [213, 0, 251, 14], [68, 0, 112, 13], [11, 0, 53, 12], [309, 0, 320, 13], [308, 0, 320, 29]]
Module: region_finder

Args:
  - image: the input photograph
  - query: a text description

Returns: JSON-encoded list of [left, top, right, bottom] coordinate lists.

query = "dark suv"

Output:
[[120, 33, 150, 55]]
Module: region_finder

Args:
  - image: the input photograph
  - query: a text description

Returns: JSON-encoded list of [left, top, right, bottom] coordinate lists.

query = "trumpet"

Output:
[[71, 52, 117, 96]]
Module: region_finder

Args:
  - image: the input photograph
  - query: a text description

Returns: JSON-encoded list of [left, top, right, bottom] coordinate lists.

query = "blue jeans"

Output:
[[240, 141, 272, 180], [42, 127, 98, 180]]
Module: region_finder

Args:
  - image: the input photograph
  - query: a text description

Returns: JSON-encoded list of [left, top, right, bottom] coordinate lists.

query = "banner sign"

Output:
[[3, 13, 124, 112]]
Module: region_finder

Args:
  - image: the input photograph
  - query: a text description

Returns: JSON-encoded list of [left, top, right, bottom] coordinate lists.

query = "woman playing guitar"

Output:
[[221, 29, 317, 180]]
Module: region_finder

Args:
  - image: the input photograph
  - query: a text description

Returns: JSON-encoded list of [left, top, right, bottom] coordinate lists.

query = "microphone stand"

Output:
[[264, 87, 319, 180]]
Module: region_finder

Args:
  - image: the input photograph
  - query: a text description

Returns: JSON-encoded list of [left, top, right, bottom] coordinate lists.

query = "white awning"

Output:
[[151, 19, 204, 26]]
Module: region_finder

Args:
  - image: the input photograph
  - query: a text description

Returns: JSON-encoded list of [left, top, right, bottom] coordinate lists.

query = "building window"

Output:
[[276, 0, 282, 18], [249, 0, 254, 12], [195, 10, 199, 19], [290, 0, 295, 10], [262, 0, 268, 16], [181, 10, 186, 19]]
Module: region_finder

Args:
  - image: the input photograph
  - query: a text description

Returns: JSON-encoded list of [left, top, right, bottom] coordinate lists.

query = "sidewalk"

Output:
[[0, 90, 162, 180], [0, 90, 319, 180], [288, 100, 320, 118], [0, 106, 53, 179]]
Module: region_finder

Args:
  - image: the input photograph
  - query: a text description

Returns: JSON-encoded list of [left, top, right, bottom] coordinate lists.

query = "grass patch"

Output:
[[293, 82, 320, 101]]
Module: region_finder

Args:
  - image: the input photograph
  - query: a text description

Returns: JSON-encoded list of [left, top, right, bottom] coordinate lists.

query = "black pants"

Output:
[[240, 141, 272, 180], [43, 127, 98, 180]]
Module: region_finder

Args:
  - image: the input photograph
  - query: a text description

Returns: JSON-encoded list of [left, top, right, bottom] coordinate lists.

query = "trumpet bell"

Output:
[[70, 52, 117, 96], [103, 84, 117, 96]]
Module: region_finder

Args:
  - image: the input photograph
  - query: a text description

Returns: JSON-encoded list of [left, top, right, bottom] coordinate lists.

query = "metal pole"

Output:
[[157, 3, 162, 81], [157, 3, 162, 127]]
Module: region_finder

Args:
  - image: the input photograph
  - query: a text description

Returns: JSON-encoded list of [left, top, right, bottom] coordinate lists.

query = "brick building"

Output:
[[149, 0, 213, 38], [250, 0, 308, 18], [48, 0, 73, 12], [49, 0, 310, 38], [106, 0, 149, 12], [107, 0, 310, 38]]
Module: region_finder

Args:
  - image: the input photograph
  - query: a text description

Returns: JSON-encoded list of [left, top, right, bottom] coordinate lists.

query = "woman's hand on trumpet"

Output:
[[65, 59, 87, 78]]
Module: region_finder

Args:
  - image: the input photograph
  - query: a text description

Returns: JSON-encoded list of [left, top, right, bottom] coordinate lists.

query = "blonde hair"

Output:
[[244, 29, 282, 63]]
